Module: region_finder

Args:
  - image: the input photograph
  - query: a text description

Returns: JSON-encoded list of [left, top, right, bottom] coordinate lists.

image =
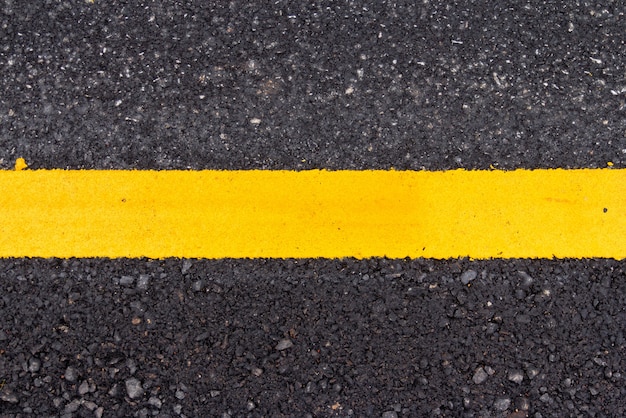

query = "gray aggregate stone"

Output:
[[83, 401, 98, 411], [473, 367, 488, 384], [518, 271, 534, 287], [460, 270, 477, 285], [0, 388, 18, 403], [137, 274, 150, 290], [64, 366, 78, 382], [275, 339, 293, 351], [64, 399, 81, 413], [127, 359, 137, 374], [182, 260, 193, 275], [539, 393, 553, 403], [125, 378, 144, 399], [382, 412, 398, 418], [525, 364, 540, 379], [78, 380, 90, 395], [148, 397, 163, 409], [108, 384, 119, 397], [28, 358, 41, 373], [516, 397, 531, 411], [192, 280, 204, 292], [508, 370, 524, 384], [493, 397, 511, 411], [119, 276, 134, 286]]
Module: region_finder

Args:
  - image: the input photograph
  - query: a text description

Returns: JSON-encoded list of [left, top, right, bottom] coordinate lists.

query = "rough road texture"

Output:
[[0, 1, 624, 170], [1, 259, 625, 417], [1, 2, 625, 417]]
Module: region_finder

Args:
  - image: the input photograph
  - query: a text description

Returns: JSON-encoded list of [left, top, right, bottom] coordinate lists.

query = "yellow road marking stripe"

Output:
[[0, 169, 624, 259]]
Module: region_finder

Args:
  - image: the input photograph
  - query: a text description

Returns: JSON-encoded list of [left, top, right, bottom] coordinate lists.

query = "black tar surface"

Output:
[[1, 1, 626, 418], [0, 1, 625, 170], [1, 259, 626, 417]]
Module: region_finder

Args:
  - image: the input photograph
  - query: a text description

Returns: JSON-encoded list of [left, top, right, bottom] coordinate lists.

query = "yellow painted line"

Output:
[[0, 169, 624, 259]]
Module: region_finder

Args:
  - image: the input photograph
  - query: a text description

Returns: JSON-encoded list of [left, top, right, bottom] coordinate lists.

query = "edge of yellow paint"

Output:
[[14, 158, 28, 171], [2, 163, 624, 260]]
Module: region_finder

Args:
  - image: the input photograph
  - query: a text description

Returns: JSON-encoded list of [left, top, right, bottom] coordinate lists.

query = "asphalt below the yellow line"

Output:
[[1, 168, 625, 259], [1, 2, 626, 417]]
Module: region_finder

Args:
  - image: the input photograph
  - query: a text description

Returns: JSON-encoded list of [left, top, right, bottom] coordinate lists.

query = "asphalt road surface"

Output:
[[1, 2, 625, 417]]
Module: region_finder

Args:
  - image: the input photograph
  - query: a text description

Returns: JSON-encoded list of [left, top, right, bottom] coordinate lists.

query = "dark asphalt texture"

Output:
[[1, 1, 626, 417]]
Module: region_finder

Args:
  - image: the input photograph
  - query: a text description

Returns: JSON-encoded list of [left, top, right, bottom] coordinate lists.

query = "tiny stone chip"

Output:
[[125, 378, 144, 399], [275, 339, 294, 351]]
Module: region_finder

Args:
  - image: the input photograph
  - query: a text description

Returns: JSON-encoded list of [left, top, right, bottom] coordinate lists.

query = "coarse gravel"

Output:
[[1, 2, 625, 417], [1, 258, 625, 416], [1, 1, 624, 171]]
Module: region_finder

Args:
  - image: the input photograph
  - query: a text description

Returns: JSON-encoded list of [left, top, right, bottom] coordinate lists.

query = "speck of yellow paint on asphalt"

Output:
[[607, 161, 614, 167], [0, 168, 624, 259], [14, 158, 27, 171]]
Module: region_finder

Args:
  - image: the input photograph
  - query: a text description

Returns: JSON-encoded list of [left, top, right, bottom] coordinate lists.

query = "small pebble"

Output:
[[382, 412, 398, 418], [148, 397, 163, 408], [516, 397, 530, 411], [275, 339, 293, 351], [518, 271, 534, 287], [64, 366, 78, 382], [137, 274, 150, 290], [181, 259, 193, 274], [28, 358, 41, 373], [195, 332, 211, 342], [493, 397, 511, 411], [119, 275, 134, 286], [473, 367, 488, 384], [78, 381, 90, 395], [0, 388, 18, 403], [127, 359, 137, 374], [305, 381, 317, 393], [64, 399, 81, 413], [508, 370, 524, 384], [539, 393, 553, 403], [125, 378, 144, 399], [83, 401, 98, 411], [192, 280, 204, 292], [460, 270, 477, 285], [525, 365, 540, 379]]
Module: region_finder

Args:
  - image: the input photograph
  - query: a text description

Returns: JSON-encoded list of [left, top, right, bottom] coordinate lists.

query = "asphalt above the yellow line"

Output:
[[1, 168, 624, 259]]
